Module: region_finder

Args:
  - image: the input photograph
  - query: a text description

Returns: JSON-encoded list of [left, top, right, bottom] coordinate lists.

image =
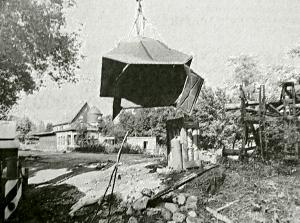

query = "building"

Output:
[[33, 102, 102, 152], [99, 136, 116, 145], [31, 132, 56, 152], [126, 136, 157, 155]]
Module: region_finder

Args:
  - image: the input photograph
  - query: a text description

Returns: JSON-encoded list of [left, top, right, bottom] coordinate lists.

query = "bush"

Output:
[[74, 143, 106, 153], [74, 143, 143, 154]]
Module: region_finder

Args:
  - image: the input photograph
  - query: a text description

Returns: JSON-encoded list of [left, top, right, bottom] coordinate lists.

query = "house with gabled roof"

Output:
[[34, 102, 103, 152]]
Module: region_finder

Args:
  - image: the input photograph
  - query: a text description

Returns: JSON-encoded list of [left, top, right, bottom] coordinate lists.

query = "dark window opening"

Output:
[[143, 141, 148, 150]]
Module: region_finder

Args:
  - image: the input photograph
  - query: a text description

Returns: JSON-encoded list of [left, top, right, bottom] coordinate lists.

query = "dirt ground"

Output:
[[10, 150, 161, 223], [166, 159, 300, 223], [18, 150, 154, 177], [9, 151, 300, 223]]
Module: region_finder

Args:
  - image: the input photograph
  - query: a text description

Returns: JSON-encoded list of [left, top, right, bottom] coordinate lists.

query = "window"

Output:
[[74, 135, 78, 145], [143, 141, 148, 150], [67, 135, 71, 145]]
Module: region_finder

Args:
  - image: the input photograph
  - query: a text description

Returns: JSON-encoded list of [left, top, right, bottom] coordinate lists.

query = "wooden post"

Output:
[[262, 85, 267, 158], [6, 157, 18, 180], [22, 168, 29, 197], [187, 129, 193, 149], [258, 85, 264, 160], [192, 129, 199, 161], [283, 84, 289, 155], [180, 127, 188, 169], [291, 84, 299, 160], [197, 129, 201, 151], [240, 85, 247, 160], [0, 161, 3, 223], [187, 129, 194, 161], [170, 137, 183, 170]]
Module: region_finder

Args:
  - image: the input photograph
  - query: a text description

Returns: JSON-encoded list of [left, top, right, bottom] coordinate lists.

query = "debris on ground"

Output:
[[20, 154, 41, 161], [65, 162, 162, 215], [197, 149, 223, 164], [114, 165, 225, 223], [75, 160, 114, 170], [201, 160, 300, 223], [116, 160, 299, 223], [123, 189, 206, 223], [149, 165, 221, 204], [10, 151, 300, 223]]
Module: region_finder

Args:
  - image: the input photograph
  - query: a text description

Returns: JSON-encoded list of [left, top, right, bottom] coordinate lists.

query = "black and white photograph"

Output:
[[0, 0, 300, 222]]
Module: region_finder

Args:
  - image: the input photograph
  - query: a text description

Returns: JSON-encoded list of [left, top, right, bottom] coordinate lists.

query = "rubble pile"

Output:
[[123, 189, 205, 223], [197, 149, 222, 164], [66, 162, 162, 216]]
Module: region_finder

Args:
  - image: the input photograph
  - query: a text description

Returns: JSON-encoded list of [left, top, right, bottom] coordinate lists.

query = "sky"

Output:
[[11, 0, 300, 124]]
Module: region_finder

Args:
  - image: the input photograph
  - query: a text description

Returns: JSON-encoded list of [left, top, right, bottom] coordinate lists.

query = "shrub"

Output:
[[74, 143, 106, 153], [74, 142, 143, 154]]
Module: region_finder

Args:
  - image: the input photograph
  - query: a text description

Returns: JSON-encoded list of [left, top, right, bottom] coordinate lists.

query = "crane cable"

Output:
[[128, 0, 147, 37], [126, 0, 165, 42]]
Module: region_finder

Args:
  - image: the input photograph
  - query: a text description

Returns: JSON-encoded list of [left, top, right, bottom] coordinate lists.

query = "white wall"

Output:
[[127, 137, 157, 155], [99, 136, 115, 144]]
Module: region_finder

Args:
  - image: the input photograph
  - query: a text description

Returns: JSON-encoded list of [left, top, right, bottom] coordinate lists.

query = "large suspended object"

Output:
[[100, 0, 204, 118]]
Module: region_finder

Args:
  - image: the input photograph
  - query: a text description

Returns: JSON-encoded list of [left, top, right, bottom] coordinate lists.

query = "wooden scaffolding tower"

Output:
[[225, 82, 300, 161]]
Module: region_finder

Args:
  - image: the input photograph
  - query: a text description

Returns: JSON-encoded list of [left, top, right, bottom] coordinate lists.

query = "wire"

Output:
[[107, 167, 118, 223], [89, 131, 129, 223]]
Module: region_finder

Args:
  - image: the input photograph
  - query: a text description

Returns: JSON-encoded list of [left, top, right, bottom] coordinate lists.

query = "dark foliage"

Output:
[[0, 0, 81, 116]]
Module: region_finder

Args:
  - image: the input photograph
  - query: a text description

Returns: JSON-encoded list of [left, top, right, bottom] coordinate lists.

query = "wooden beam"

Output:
[[205, 207, 233, 223], [267, 104, 282, 116], [216, 200, 239, 212], [148, 165, 219, 204], [223, 147, 255, 156]]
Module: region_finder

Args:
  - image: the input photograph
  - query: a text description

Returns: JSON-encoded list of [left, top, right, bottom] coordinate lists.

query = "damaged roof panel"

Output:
[[100, 37, 204, 118]]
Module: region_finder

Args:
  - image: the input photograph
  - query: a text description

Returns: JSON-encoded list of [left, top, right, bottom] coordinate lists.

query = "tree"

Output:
[[263, 65, 300, 101], [288, 43, 300, 59], [100, 115, 127, 142], [227, 55, 261, 87], [45, 122, 53, 132], [0, 0, 81, 117], [100, 107, 179, 144], [37, 120, 46, 132], [226, 55, 262, 102], [142, 108, 180, 144], [16, 116, 34, 142], [117, 108, 178, 144], [190, 86, 238, 150], [118, 110, 138, 136], [16, 117, 33, 134]]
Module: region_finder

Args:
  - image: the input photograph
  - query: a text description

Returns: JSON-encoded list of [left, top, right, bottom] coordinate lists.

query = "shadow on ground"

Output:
[[9, 183, 111, 223]]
